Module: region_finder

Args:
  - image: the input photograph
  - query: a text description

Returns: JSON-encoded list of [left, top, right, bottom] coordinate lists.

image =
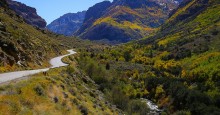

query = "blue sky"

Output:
[[14, 0, 113, 25]]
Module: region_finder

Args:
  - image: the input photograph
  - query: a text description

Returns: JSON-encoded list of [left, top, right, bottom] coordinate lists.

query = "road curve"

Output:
[[0, 49, 76, 84]]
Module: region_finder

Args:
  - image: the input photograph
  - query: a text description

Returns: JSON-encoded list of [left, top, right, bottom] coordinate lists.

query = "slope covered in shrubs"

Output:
[[75, 0, 220, 114]]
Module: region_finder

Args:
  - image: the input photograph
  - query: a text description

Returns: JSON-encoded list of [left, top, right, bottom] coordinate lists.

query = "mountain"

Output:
[[139, 0, 220, 57], [75, 0, 182, 43], [136, 0, 220, 113], [1, 0, 220, 114], [0, 0, 63, 72], [47, 11, 86, 36], [0, 1, 122, 114], [6, 0, 46, 28], [71, 0, 220, 114]]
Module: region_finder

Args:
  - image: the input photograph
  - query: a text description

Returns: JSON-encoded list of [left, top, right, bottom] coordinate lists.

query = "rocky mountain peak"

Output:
[[112, 0, 159, 8], [84, 1, 112, 22], [47, 11, 86, 36], [6, 0, 47, 28]]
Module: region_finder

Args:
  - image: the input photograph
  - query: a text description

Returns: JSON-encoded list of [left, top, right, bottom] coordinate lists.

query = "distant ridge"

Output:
[[47, 11, 86, 36]]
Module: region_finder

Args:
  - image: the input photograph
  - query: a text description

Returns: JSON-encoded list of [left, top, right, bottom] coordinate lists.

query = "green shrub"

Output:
[[79, 105, 88, 115], [66, 66, 75, 74], [106, 62, 110, 70], [34, 85, 45, 96]]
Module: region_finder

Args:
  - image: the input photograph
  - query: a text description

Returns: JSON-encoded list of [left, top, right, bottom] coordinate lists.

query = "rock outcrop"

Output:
[[6, 0, 46, 28]]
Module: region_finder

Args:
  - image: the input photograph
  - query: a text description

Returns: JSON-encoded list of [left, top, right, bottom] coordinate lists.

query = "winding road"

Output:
[[0, 49, 76, 84], [0, 49, 161, 113]]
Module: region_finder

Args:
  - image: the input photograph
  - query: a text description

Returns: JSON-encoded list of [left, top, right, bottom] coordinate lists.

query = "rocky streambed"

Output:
[[141, 98, 163, 114]]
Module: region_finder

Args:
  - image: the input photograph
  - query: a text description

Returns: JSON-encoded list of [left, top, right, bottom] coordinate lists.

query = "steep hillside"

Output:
[[74, 0, 220, 114], [75, 1, 112, 41], [0, 1, 123, 114], [47, 11, 86, 36], [75, 0, 182, 43], [6, 0, 46, 28], [139, 0, 220, 57], [0, 55, 122, 114], [0, 0, 64, 72]]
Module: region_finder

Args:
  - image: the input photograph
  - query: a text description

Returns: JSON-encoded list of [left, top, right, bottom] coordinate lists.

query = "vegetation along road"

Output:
[[0, 49, 76, 84]]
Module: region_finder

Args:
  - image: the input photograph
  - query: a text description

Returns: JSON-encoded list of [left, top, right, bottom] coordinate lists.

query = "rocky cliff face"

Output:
[[47, 11, 86, 36], [6, 0, 46, 28], [75, 0, 183, 44]]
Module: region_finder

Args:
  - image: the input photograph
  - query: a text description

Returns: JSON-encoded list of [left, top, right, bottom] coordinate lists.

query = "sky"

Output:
[[13, 0, 113, 25]]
